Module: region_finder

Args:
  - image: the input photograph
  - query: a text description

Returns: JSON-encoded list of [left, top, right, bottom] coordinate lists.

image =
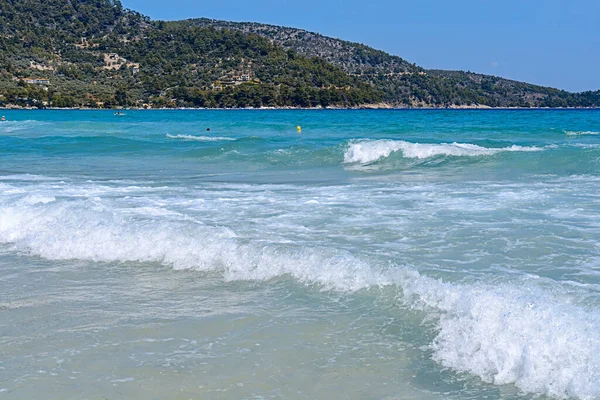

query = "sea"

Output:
[[0, 109, 599, 400]]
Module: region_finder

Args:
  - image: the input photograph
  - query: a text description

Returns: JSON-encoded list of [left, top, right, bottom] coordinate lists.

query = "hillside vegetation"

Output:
[[0, 0, 598, 108], [190, 19, 600, 108], [0, 0, 380, 108]]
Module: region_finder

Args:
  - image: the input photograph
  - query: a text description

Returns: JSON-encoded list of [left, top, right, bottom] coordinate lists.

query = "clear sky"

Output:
[[121, 0, 600, 92]]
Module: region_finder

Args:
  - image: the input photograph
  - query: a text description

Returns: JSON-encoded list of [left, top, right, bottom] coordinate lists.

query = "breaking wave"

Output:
[[0, 193, 385, 291], [565, 131, 600, 136], [0, 183, 599, 399], [402, 274, 600, 400], [166, 133, 236, 141], [343, 139, 543, 164]]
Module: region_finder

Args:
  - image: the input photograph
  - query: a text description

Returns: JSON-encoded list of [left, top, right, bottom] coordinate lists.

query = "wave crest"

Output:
[[403, 274, 600, 399], [343, 140, 542, 164], [0, 197, 386, 291], [565, 131, 600, 136], [166, 133, 235, 141]]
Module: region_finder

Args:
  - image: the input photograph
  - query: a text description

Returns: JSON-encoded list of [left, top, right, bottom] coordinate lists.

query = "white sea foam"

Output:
[[0, 120, 50, 134], [166, 133, 235, 141], [0, 174, 62, 182], [21, 195, 56, 205], [401, 273, 600, 399], [0, 298, 54, 310], [572, 143, 600, 149], [1, 194, 599, 399], [565, 131, 600, 136], [0, 199, 385, 291], [343, 140, 543, 164]]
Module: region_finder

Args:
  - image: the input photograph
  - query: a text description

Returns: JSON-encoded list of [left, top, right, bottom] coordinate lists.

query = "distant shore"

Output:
[[1, 104, 600, 111]]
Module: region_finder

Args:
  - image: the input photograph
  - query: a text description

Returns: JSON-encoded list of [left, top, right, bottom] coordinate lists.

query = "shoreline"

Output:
[[1, 105, 600, 111]]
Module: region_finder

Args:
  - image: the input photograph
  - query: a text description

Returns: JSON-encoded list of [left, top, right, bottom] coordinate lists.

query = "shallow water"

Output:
[[1, 109, 600, 399]]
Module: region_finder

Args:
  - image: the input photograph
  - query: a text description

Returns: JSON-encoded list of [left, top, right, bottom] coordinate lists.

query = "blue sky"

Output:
[[121, 0, 600, 92]]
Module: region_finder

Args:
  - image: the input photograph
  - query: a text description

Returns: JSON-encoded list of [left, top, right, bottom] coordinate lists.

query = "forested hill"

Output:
[[0, 0, 598, 109], [190, 18, 600, 108], [0, 0, 381, 108]]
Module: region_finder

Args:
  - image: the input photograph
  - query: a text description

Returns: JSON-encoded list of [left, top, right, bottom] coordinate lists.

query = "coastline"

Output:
[[2, 104, 600, 111]]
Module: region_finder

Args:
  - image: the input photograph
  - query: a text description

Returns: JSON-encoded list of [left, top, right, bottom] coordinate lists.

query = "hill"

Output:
[[189, 18, 600, 108], [0, 0, 380, 108], [0, 0, 598, 109]]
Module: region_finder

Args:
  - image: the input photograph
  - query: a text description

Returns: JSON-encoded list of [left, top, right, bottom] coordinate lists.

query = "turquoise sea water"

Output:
[[1, 109, 600, 399]]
